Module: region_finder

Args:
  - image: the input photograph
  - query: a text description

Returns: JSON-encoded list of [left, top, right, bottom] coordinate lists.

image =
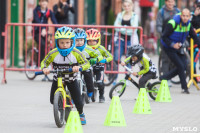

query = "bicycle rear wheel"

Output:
[[53, 91, 65, 128], [91, 88, 97, 102], [25, 48, 37, 80], [109, 82, 126, 99], [148, 81, 161, 100], [104, 61, 118, 86]]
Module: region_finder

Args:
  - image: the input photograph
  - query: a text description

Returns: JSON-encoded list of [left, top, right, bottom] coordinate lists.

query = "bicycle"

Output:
[[101, 31, 118, 86], [109, 66, 161, 100], [25, 34, 54, 81], [158, 41, 191, 84], [77, 71, 90, 104], [35, 68, 82, 128]]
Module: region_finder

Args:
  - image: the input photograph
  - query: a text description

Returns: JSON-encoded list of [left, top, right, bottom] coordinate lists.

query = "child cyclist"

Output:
[[85, 29, 113, 103], [121, 45, 157, 88], [74, 28, 103, 102], [41, 26, 90, 125]]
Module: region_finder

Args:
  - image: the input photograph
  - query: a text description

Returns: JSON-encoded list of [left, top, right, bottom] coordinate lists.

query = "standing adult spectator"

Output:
[[113, 0, 139, 85], [53, 0, 75, 24], [160, 9, 200, 94], [190, 0, 200, 82], [191, 0, 200, 30], [114, 0, 139, 63], [156, 0, 180, 86]]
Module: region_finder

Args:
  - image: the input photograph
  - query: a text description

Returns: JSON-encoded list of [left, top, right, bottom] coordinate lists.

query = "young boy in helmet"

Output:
[[85, 29, 113, 103], [74, 28, 103, 102], [121, 45, 157, 88], [41, 26, 90, 125]]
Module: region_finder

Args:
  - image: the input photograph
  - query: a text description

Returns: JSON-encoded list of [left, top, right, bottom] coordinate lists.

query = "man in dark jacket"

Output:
[[160, 9, 200, 94]]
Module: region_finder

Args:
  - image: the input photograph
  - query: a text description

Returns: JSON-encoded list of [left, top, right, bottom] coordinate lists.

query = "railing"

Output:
[[1, 23, 143, 83]]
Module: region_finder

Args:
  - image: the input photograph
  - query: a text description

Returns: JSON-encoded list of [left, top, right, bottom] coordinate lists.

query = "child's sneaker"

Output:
[[99, 96, 105, 103], [79, 113, 86, 125], [87, 92, 93, 103]]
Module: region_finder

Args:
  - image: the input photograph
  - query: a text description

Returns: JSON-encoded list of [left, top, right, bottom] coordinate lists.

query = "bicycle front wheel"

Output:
[[109, 82, 126, 99], [53, 91, 65, 128], [148, 81, 161, 100], [65, 97, 71, 122]]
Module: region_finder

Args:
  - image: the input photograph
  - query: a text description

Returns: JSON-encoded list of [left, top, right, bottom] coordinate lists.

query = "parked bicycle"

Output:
[[35, 68, 82, 128], [101, 31, 118, 86], [25, 34, 54, 81], [109, 66, 161, 100]]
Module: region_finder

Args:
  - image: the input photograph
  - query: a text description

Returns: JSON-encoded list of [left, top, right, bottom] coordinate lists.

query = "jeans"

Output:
[[114, 39, 131, 62], [160, 47, 188, 90]]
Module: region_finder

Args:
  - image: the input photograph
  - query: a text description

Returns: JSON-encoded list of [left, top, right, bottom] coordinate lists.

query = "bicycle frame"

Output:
[[121, 66, 157, 93], [54, 77, 72, 110]]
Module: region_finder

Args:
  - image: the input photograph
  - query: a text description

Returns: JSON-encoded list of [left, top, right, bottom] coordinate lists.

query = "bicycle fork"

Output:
[[55, 78, 73, 110], [119, 79, 127, 93]]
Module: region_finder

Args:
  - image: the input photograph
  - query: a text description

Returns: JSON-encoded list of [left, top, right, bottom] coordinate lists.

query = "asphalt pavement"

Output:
[[0, 55, 200, 133]]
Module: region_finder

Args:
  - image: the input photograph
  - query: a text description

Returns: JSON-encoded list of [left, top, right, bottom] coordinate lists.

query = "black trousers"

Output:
[[82, 69, 94, 93], [139, 72, 156, 88], [93, 67, 104, 97], [160, 44, 171, 75], [160, 47, 188, 90], [34, 33, 46, 62], [50, 79, 83, 114]]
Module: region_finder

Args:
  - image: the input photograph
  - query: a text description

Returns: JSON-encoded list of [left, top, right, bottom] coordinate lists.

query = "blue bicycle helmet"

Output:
[[55, 26, 75, 57], [74, 28, 87, 52]]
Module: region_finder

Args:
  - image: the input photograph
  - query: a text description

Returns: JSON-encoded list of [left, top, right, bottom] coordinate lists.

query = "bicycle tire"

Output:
[[109, 82, 126, 99], [78, 80, 85, 105], [25, 48, 37, 80], [148, 81, 161, 100], [53, 91, 65, 128], [85, 93, 90, 104], [64, 97, 71, 122], [91, 88, 97, 102], [104, 61, 118, 86]]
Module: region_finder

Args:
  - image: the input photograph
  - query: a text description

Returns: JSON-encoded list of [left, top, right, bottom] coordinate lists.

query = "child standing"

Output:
[[41, 27, 90, 125], [32, 0, 57, 62], [121, 45, 157, 88], [74, 28, 103, 102], [85, 29, 113, 103]]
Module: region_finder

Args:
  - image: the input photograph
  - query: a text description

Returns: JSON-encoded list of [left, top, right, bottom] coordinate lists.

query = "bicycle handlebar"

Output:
[[123, 66, 139, 78], [35, 68, 82, 76]]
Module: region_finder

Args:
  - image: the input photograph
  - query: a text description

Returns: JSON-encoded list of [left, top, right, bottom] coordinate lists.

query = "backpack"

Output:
[[32, 9, 50, 23], [161, 7, 179, 32]]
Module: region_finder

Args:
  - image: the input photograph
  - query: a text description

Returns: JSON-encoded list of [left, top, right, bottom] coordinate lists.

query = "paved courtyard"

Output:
[[0, 55, 200, 133]]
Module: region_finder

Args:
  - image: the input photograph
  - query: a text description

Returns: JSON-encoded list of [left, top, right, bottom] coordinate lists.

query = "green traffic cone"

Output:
[[133, 88, 152, 114], [64, 111, 83, 133], [104, 96, 126, 126], [155, 80, 172, 102]]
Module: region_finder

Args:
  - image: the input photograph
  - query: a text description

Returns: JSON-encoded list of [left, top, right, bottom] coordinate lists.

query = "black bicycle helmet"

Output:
[[127, 44, 144, 61]]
